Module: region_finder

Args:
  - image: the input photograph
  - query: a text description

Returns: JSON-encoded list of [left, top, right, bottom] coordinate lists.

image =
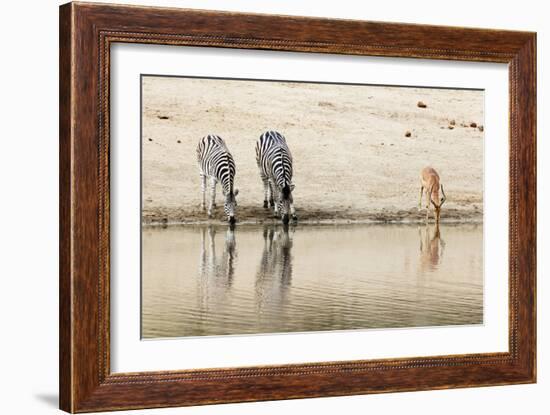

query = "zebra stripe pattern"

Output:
[[197, 135, 238, 223], [255, 131, 297, 224]]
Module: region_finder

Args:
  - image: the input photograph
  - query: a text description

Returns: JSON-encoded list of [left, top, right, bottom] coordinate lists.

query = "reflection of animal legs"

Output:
[[273, 227, 293, 286], [208, 226, 216, 269], [225, 228, 236, 249], [255, 225, 293, 312], [199, 227, 207, 273], [223, 228, 236, 286], [435, 225, 446, 259], [425, 226, 431, 252], [264, 227, 275, 253], [418, 224, 444, 271]]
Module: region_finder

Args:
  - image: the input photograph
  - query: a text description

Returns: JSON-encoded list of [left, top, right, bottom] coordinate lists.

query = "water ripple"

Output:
[[142, 223, 483, 338]]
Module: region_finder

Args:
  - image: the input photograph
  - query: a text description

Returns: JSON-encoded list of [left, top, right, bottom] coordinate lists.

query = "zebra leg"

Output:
[[261, 174, 269, 209], [268, 180, 275, 208], [208, 177, 217, 217], [200, 174, 207, 211], [212, 179, 217, 208], [272, 186, 280, 216], [290, 200, 297, 222]]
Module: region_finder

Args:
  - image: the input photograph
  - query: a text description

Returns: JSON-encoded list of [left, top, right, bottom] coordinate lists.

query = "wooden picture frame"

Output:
[[59, 2, 536, 412]]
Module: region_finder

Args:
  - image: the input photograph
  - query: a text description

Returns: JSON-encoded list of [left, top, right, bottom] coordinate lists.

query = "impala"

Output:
[[419, 167, 447, 223]]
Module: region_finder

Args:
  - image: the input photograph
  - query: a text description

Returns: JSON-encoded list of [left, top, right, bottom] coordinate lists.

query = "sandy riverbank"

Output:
[[141, 76, 484, 225]]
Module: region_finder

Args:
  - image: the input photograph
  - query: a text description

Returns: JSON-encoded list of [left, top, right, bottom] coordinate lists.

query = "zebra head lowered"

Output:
[[277, 183, 295, 224], [223, 189, 239, 225]]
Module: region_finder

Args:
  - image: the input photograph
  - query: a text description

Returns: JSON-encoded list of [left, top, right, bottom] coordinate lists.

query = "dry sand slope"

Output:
[[142, 76, 484, 224]]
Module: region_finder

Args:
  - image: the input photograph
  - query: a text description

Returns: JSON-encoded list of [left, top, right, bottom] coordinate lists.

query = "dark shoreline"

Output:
[[142, 206, 483, 227]]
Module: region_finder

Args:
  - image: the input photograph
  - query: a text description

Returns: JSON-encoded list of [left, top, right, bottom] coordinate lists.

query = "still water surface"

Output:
[[142, 224, 483, 338]]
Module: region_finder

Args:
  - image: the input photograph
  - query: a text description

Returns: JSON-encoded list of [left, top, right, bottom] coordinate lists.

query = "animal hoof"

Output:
[[282, 214, 290, 225], [292, 215, 298, 222], [269, 200, 275, 207], [263, 201, 268, 209]]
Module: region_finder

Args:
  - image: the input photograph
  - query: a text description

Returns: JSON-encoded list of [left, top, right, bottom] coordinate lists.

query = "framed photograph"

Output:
[[59, 2, 536, 412]]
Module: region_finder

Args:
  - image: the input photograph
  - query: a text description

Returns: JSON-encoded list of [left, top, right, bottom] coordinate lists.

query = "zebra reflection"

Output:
[[197, 226, 237, 315], [418, 224, 445, 272], [255, 225, 294, 315]]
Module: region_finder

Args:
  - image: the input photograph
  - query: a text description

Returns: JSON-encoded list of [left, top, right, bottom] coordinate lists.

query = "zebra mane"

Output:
[[276, 146, 289, 187], [225, 152, 234, 193]]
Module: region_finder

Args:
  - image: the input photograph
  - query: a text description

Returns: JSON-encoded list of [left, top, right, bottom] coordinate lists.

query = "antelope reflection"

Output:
[[255, 225, 294, 315], [418, 224, 445, 272], [197, 226, 237, 313]]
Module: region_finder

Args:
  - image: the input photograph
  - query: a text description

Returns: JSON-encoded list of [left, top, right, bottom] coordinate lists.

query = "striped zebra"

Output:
[[197, 135, 238, 224], [255, 131, 297, 224]]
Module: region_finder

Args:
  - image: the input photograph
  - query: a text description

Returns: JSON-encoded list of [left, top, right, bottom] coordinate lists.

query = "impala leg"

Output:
[[418, 186, 423, 209], [425, 190, 431, 221]]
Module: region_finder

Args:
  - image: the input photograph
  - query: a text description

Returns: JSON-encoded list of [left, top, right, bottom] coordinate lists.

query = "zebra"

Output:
[[255, 131, 297, 224], [197, 135, 238, 224]]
